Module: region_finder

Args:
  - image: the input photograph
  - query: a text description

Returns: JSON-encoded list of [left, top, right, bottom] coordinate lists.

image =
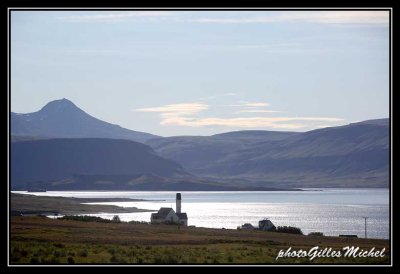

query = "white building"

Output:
[[151, 193, 188, 226], [258, 218, 276, 231]]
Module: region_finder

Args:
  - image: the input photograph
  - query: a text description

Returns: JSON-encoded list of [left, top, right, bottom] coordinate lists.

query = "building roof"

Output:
[[176, 213, 188, 220], [259, 219, 273, 224], [152, 207, 174, 219], [151, 207, 187, 221]]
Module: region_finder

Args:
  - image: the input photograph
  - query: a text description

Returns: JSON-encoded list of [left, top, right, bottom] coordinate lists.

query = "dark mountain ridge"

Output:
[[11, 138, 185, 189], [11, 138, 296, 191]]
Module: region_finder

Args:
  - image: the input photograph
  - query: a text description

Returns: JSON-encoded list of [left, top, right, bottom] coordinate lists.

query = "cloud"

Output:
[[205, 42, 331, 56], [160, 116, 343, 129], [238, 110, 281, 113], [135, 102, 343, 130], [57, 10, 388, 25], [58, 11, 173, 22], [223, 92, 238, 96], [190, 11, 389, 25], [228, 102, 270, 107], [236, 43, 301, 50], [136, 103, 208, 117], [243, 102, 270, 107], [229, 101, 280, 113]]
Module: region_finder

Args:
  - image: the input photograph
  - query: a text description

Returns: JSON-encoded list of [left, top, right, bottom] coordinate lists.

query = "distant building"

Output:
[[240, 223, 255, 230], [259, 218, 276, 231], [151, 193, 188, 226]]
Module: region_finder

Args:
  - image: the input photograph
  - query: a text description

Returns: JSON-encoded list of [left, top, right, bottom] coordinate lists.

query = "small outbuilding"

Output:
[[259, 218, 276, 231], [240, 223, 255, 230]]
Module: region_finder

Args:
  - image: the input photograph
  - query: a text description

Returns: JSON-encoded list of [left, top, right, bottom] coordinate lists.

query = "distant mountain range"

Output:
[[147, 119, 389, 188], [146, 130, 299, 174], [10, 99, 389, 189], [11, 138, 295, 191], [11, 98, 158, 143]]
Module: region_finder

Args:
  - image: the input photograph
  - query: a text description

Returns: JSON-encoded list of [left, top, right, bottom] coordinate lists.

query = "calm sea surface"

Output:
[[13, 189, 390, 239]]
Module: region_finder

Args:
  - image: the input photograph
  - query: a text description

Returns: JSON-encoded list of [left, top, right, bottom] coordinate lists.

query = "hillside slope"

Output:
[[11, 98, 158, 143], [11, 138, 186, 190], [147, 119, 389, 188]]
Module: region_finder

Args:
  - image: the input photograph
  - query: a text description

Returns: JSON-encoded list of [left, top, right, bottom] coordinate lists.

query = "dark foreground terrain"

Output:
[[10, 216, 390, 265]]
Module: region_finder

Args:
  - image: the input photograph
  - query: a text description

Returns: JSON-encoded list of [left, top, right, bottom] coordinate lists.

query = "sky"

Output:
[[10, 10, 390, 136]]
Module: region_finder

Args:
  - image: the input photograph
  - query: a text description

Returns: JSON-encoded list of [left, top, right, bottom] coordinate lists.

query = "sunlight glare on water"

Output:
[[14, 189, 389, 239]]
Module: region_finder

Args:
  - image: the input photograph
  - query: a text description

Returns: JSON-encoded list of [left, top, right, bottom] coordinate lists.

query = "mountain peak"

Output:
[[40, 98, 81, 113], [59, 98, 73, 103], [11, 98, 160, 143]]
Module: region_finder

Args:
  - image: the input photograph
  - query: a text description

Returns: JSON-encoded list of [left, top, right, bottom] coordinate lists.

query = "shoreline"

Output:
[[11, 193, 155, 215], [12, 187, 306, 191], [11, 192, 389, 239], [12, 187, 390, 194]]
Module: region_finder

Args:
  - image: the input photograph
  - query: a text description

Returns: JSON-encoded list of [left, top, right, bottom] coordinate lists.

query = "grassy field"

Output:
[[10, 216, 390, 265]]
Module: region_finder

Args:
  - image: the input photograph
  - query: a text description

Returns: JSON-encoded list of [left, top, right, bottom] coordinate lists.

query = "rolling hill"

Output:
[[146, 130, 299, 173], [11, 138, 186, 190], [11, 138, 292, 191], [146, 119, 389, 188]]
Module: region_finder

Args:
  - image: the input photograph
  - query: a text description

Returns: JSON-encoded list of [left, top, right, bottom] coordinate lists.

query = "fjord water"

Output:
[[15, 189, 389, 239]]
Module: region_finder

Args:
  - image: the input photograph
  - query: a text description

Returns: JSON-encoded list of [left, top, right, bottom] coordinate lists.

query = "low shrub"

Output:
[[42, 256, 60, 264], [67, 256, 75, 264], [78, 250, 88, 257], [308, 232, 324, 236], [128, 220, 148, 224], [110, 254, 118, 263], [60, 215, 114, 223], [30, 257, 39, 264], [276, 226, 303, 235]]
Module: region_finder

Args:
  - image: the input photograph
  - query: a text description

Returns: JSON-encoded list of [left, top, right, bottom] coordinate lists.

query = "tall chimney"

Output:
[[176, 193, 181, 213]]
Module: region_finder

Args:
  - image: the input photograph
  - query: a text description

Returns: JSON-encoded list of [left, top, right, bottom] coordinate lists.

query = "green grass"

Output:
[[10, 217, 390, 265], [10, 241, 390, 264]]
